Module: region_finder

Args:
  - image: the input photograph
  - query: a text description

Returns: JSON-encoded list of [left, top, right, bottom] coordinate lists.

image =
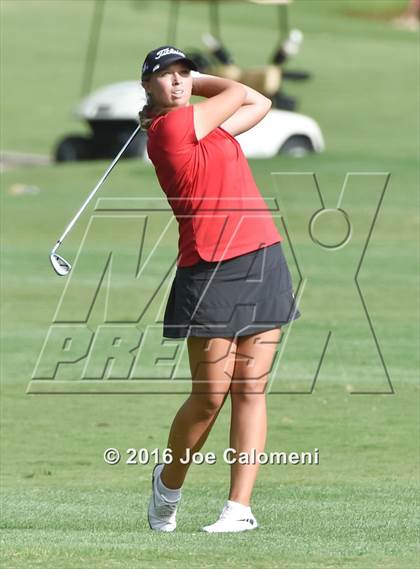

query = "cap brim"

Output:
[[142, 56, 198, 79]]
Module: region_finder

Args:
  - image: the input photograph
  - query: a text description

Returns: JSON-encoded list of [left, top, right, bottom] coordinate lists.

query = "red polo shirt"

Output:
[[147, 104, 283, 267]]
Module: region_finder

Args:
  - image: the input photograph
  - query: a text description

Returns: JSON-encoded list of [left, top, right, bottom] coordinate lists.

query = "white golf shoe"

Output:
[[201, 500, 258, 533], [147, 463, 181, 532]]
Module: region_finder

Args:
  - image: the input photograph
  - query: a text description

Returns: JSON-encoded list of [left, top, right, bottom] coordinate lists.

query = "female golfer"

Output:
[[139, 46, 301, 533]]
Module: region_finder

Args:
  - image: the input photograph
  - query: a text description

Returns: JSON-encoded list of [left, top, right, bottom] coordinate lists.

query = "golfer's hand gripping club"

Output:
[[49, 124, 141, 276]]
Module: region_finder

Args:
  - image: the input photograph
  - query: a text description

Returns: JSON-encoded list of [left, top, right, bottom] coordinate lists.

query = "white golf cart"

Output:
[[54, 80, 324, 162], [54, 0, 325, 162]]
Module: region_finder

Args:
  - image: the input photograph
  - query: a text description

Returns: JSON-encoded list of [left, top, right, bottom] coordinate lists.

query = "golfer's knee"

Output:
[[230, 379, 268, 402], [189, 392, 227, 418]]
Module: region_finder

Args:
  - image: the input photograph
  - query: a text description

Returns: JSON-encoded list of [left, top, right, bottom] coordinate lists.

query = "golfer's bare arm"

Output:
[[192, 74, 246, 140], [192, 73, 271, 139]]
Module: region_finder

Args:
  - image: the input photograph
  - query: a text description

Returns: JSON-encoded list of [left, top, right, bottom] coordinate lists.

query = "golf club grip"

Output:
[[56, 125, 142, 245]]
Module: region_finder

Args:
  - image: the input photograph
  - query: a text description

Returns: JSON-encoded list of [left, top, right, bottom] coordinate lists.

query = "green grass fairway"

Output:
[[1, 1, 419, 568]]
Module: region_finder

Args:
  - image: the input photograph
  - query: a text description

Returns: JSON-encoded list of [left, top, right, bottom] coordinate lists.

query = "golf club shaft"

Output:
[[53, 124, 141, 251]]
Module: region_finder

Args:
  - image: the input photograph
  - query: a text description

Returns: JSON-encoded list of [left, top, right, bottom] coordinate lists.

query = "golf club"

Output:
[[49, 124, 141, 276]]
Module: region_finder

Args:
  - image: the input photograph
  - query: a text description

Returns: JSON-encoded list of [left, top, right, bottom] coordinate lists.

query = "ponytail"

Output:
[[139, 92, 171, 130]]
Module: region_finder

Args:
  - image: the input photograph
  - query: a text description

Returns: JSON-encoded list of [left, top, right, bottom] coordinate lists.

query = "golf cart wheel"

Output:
[[113, 129, 146, 159], [279, 135, 314, 157], [55, 135, 92, 162]]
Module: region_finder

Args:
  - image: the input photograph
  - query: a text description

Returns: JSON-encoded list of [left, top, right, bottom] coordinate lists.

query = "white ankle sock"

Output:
[[157, 470, 181, 502], [226, 499, 251, 516]]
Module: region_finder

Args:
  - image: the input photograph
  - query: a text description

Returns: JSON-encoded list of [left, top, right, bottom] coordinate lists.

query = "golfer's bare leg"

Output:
[[228, 327, 281, 506], [160, 336, 237, 490]]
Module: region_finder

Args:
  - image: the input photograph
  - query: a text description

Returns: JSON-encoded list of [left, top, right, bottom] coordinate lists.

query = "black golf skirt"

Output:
[[163, 241, 301, 339]]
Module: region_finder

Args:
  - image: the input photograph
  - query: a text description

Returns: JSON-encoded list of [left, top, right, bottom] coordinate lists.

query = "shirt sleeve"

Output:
[[152, 105, 198, 153]]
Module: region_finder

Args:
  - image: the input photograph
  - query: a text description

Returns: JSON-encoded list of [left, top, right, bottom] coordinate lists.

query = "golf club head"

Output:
[[50, 252, 71, 276]]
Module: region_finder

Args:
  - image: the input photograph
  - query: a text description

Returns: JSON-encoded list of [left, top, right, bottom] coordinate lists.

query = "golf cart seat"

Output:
[[205, 64, 282, 97], [240, 65, 282, 96], [205, 64, 242, 81]]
